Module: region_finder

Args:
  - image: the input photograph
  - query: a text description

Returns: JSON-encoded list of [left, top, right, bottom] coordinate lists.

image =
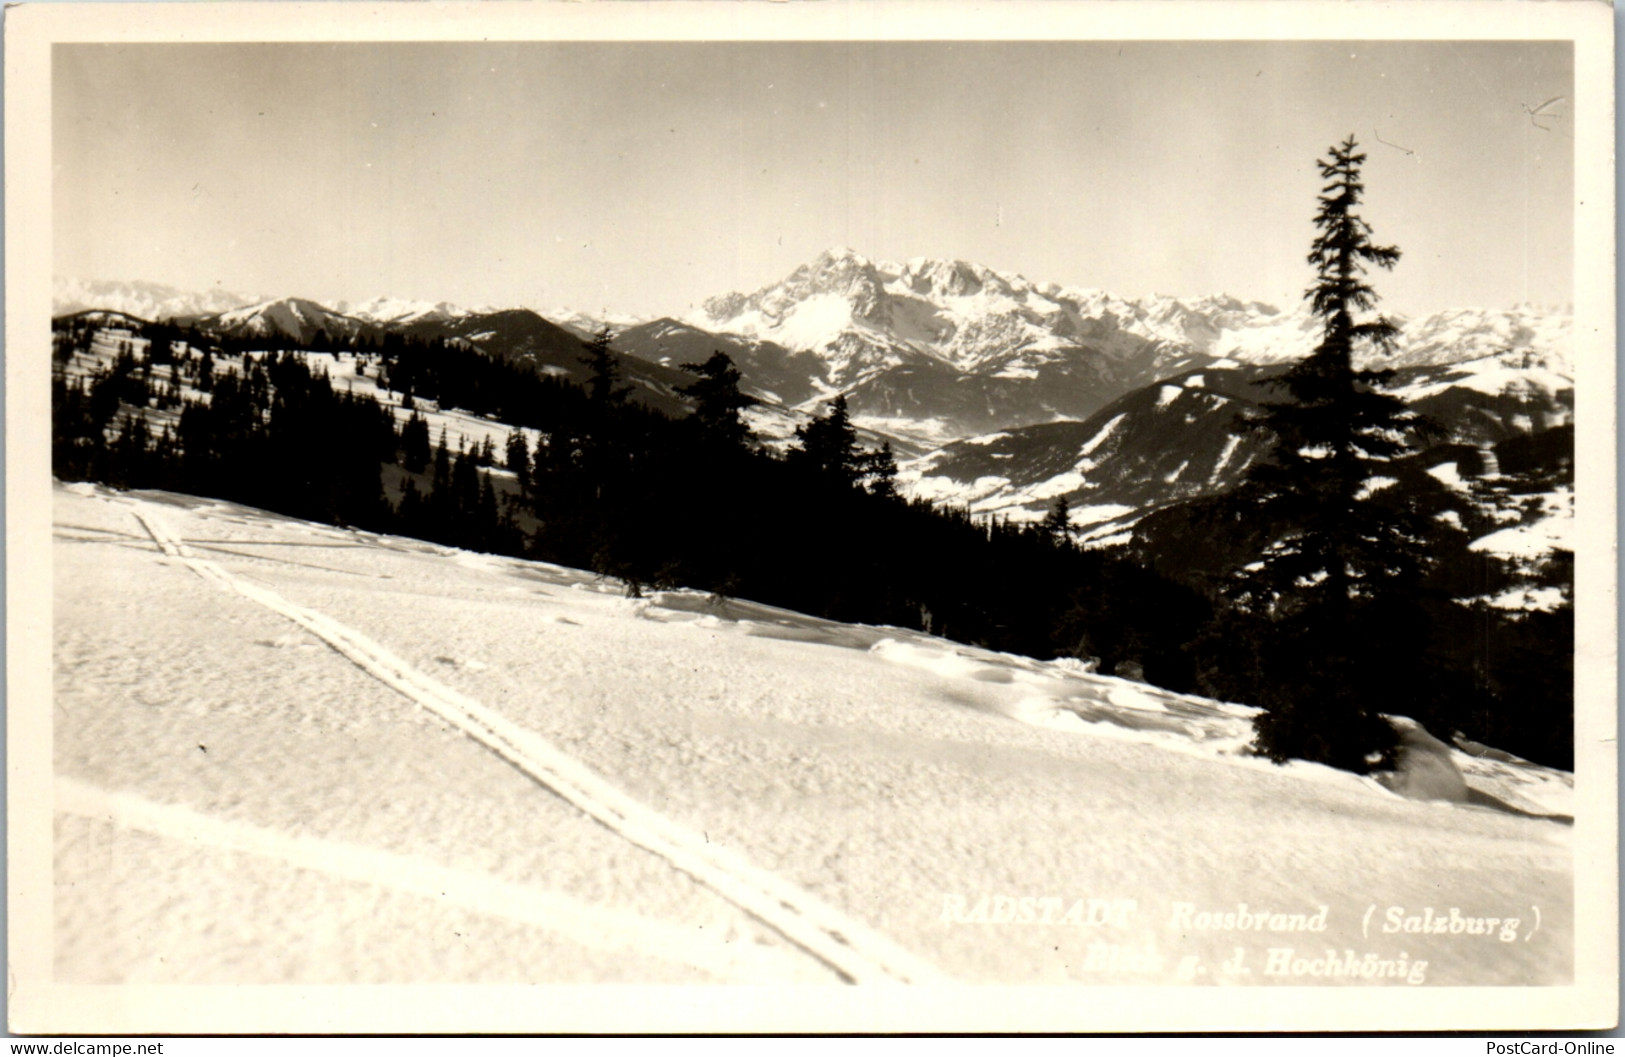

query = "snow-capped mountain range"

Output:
[[52, 278, 265, 322], [695, 247, 1570, 385], [201, 297, 375, 345], [667, 249, 1573, 531], [55, 252, 1574, 537], [57, 253, 1573, 437], [694, 247, 1284, 381], [52, 279, 491, 330], [335, 296, 485, 326]]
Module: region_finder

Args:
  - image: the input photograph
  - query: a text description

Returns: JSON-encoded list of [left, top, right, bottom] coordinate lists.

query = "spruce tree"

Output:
[[1041, 495, 1074, 542], [197, 347, 215, 393], [1229, 135, 1438, 773], [577, 327, 630, 503], [790, 394, 862, 487], [432, 426, 452, 493], [145, 325, 173, 368], [679, 351, 754, 451], [860, 441, 900, 499], [400, 411, 431, 474], [505, 427, 531, 492], [583, 327, 626, 409]]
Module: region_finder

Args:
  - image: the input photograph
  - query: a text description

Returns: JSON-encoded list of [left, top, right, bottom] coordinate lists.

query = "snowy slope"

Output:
[[897, 347, 1573, 539], [1207, 303, 1573, 373], [53, 482, 1573, 991], [545, 307, 650, 341], [201, 297, 376, 345], [53, 329, 539, 482], [1395, 347, 1575, 444], [613, 317, 828, 408], [336, 296, 480, 326], [898, 368, 1272, 530]]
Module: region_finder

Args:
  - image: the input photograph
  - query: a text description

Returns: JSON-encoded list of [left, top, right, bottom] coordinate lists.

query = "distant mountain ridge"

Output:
[[55, 261, 1574, 517], [57, 261, 1572, 422], [899, 349, 1573, 530], [688, 248, 1572, 444], [52, 278, 262, 322], [336, 296, 483, 326], [694, 247, 1571, 375], [898, 367, 1274, 530], [696, 249, 1287, 376], [201, 297, 375, 345]]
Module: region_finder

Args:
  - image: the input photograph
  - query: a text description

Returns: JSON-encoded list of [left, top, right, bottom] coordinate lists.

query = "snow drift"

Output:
[[53, 482, 1573, 988]]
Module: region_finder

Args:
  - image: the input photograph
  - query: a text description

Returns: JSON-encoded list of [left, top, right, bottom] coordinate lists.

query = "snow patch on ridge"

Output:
[[1469, 489, 1573, 558]]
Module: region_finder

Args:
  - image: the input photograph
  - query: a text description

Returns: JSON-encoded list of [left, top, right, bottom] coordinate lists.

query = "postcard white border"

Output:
[[7, 0, 1616, 1035]]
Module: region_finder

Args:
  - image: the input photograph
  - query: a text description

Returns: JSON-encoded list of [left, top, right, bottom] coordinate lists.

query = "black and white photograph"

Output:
[[7, 0, 1616, 1035]]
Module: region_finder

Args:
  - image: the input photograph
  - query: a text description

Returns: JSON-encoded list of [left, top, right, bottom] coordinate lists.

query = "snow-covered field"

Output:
[[51, 481, 1575, 993]]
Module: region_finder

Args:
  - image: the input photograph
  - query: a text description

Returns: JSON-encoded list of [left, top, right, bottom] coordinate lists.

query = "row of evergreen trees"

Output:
[[56, 347, 399, 530], [51, 321, 1211, 700]]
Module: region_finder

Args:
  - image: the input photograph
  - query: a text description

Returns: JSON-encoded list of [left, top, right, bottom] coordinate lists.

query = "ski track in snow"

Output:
[[55, 775, 807, 983], [52, 483, 1575, 988], [122, 500, 947, 986]]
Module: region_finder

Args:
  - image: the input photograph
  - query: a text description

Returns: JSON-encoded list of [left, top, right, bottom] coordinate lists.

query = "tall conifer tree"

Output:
[[1229, 135, 1438, 772], [860, 441, 900, 499], [1041, 495, 1074, 542], [790, 394, 862, 487], [505, 427, 531, 493], [583, 327, 626, 410]]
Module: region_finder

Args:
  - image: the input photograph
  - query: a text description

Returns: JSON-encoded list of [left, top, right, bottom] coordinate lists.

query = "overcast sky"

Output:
[[54, 40, 1572, 319]]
